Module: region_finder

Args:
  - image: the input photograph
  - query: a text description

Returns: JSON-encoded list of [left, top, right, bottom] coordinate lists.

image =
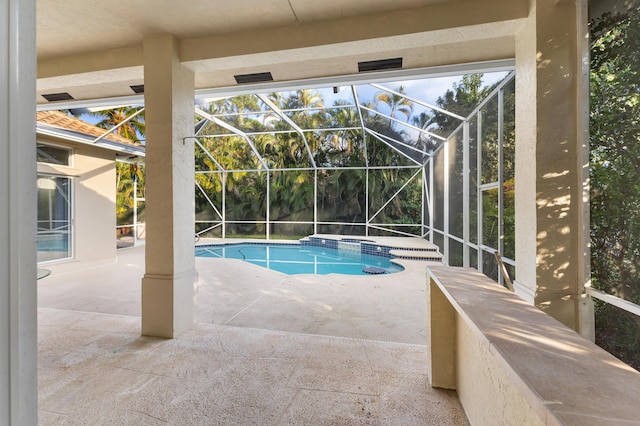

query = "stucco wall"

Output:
[[455, 316, 543, 426], [37, 136, 117, 265], [429, 264, 640, 425]]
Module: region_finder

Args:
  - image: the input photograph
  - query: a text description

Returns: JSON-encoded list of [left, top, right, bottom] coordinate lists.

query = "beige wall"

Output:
[[513, 0, 593, 337], [37, 136, 117, 265], [455, 318, 544, 425], [428, 275, 543, 424], [429, 264, 640, 425]]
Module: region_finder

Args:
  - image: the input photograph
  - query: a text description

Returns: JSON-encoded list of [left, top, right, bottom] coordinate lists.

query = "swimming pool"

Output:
[[195, 243, 404, 276]]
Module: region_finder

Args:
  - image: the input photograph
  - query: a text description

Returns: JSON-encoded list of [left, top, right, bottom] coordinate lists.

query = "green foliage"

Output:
[[71, 106, 146, 141], [116, 161, 145, 226], [594, 300, 640, 371], [590, 5, 640, 304], [374, 85, 413, 121], [430, 75, 491, 135], [590, 4, 640, 369], [194, 88, 427, 238]]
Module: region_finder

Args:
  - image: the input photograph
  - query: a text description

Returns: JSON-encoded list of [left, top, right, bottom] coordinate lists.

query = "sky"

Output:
[[321, 71, 509, 110], [77, 71, 510, 137], [292, 71, 511, 143]]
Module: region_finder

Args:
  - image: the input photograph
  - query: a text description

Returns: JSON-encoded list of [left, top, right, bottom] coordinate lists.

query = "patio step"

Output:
[[389, 249, 443, 262]]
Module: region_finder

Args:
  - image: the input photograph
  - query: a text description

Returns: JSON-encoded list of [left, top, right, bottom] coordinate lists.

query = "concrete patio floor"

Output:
[[38, 244, 468, 425]]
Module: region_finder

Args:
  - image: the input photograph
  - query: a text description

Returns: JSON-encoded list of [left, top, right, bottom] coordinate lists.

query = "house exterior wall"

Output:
[[37, 135, 118, 266]]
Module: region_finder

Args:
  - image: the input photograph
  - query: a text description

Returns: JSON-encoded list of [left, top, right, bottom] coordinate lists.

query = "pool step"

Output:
[[389, 249, 443, 262], [300, 236, 443, 262]]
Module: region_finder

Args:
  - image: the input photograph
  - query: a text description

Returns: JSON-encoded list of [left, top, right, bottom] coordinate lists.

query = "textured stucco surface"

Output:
[[428, 265, 640, 426], [456, 318, 543, 426]]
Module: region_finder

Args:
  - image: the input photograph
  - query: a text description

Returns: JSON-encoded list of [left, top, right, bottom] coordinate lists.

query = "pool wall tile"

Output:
[[361, 243, 392, 258], [306, 237, 338, 250]]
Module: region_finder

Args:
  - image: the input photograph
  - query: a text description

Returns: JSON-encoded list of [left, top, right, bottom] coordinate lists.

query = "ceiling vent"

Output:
[[234, 72, 274, 84], [130, 84, 145, 94], [358, 58, 403, 73], [41, 92, 74, 102]]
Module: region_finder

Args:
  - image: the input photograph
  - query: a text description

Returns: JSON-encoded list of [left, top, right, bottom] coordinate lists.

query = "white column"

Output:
[[0, 0, 38, 423], [141, 34, 198, 338], [514, 0, 593, 338]]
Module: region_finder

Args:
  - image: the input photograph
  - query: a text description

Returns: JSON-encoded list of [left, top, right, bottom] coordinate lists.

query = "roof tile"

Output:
[[36, 110, 141, 147]]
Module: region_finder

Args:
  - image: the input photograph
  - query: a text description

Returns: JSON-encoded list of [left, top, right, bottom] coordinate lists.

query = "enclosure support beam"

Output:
[[476, 112, 483, 274], [141, 33, 198, 338], [462, 122, 470, 268], [314, 170, 318, 235], [421, 167, 426, 237], [266, 171, 271, 239], [222, 171, 227, 238], [443, 135, 450, 265], [497, 89, 505, 286], [429, 159, 434, 244]]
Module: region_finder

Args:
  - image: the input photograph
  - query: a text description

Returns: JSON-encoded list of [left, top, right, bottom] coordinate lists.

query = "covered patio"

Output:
[[38, 245, 467, 424], [5, 0, 640, 424]]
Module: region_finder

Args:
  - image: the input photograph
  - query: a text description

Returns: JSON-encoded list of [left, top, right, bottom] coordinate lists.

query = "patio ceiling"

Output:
[[36, 0, 528, 106]]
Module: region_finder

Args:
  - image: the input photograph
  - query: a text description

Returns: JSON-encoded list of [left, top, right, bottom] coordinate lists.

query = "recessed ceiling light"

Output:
[[234, 72, 274, 84], [41, 92, 74, 102], [358, 58, 403, 73]]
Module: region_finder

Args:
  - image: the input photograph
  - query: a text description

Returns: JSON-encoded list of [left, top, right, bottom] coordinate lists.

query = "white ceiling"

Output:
[[37, 0, 452, 59], [36, 0, 528, 106]]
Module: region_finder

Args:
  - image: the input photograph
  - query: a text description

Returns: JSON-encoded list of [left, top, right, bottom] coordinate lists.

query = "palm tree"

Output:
[[115, 161, 145, 225], [324, 100, 363, 167], [68, 107, 147, 230], [411, 111, 438, 154], [373, 85, 413, 122], [284, 89, 324, 111], [283, 90, 327, 154], [70, 106, 145, 141]]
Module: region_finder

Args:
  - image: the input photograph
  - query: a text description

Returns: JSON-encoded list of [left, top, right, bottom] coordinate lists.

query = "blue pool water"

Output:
[[195, 244, 404, 276]]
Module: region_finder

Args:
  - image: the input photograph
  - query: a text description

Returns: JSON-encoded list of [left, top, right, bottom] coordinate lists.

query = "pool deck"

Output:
[[38, 240, 468, 424]]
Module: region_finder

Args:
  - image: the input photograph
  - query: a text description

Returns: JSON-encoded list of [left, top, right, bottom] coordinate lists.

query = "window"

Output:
[[37, 175, 72, 262], [37, 143, 71, 166]]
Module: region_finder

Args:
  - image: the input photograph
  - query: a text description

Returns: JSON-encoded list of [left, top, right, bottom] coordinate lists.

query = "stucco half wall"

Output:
[[427, 265, 640, 425]]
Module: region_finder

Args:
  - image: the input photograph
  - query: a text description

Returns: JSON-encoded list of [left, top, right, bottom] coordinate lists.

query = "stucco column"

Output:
[[0, 0, 37, 423], [141, 34, 198, 338], [515, 0, 594, 339]]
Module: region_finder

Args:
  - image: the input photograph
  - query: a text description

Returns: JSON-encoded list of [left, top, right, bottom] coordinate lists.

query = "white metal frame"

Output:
[[193, 82, 431, 240], [425, 72, 516, 285]]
